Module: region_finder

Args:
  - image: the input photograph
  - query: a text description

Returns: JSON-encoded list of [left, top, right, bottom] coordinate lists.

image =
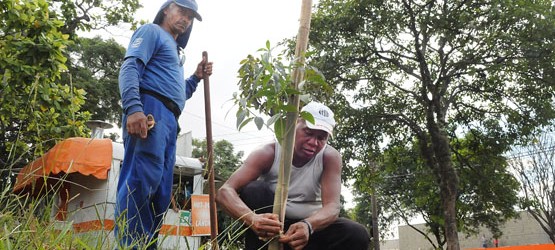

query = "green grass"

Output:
[[0, 184, 90, 249], [0, 180, 252, 250]]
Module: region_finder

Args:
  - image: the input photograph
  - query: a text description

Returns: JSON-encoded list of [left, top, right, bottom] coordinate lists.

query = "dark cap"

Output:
[[155, 0, 202, 22], [153, 0, 202, 50], [171, 0, 202, 21]]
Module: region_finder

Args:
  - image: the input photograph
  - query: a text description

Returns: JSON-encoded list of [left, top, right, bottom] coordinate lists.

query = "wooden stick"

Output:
[[269, 1, 313, 249], [202, 51, 219, 250]]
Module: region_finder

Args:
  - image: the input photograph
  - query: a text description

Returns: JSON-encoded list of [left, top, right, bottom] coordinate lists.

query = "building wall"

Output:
[[176, 131, 193, 157], [487, 212, 551, 247], [380, 238, 399, 250], [380, 211, 552, 250]]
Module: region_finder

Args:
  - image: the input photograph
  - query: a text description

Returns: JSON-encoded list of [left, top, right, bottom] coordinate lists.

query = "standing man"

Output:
[[217, 102, 370, 250], [116, 0, 212, 248], [482, 234, 488, 248]]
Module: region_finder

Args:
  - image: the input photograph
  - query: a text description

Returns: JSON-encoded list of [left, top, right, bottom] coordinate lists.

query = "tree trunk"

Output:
[[371, 193, 380, 250], [419, 94, 460, 249], [430, 124, 460, 250], [268, 1, 313, 250]]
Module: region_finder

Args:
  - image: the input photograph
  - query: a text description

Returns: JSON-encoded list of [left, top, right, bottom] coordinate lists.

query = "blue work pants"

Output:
[[115, 94, 178, 249]]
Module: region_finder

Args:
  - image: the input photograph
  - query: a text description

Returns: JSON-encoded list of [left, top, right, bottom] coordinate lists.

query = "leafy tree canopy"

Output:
[[65, 36, 126, 127], [308, 0, 555, 248], [52, 0, 141, 37], [372, 132, 519, 247], [0, 0, 140, 185], [1, 0, 89, 173]]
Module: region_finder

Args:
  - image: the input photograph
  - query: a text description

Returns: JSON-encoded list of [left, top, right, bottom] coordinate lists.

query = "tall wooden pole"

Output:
[[202, 51, 219, 250], [269, 1, 313, 250], [371, 162, 380, 250]]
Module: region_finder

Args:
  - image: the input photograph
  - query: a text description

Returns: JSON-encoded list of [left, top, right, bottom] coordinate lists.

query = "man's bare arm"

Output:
[[305, 146, 343, 231], [216, 143, 282, 237], [279, 146, 343, 249]]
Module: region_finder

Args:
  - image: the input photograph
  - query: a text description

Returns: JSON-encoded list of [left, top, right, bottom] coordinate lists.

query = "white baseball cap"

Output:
[[301, 101, 336, 136]]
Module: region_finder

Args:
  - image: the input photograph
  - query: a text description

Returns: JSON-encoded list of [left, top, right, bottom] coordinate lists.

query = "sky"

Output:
[[95, 0, 357, 209]]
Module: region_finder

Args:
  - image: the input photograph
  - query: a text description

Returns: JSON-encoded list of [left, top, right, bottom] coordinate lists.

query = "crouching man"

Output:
[[217, 102, 370, 250]]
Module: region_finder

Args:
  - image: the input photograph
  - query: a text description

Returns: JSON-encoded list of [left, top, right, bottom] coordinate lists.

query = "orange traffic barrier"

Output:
[[466, 244, 555, 250]]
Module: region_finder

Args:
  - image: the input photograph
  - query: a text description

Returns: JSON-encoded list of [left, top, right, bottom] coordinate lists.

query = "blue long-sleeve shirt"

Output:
[[119, 24, 200, 116]]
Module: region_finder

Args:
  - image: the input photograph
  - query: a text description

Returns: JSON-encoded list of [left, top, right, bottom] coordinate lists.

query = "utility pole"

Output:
[[371, 161, 380, 250]]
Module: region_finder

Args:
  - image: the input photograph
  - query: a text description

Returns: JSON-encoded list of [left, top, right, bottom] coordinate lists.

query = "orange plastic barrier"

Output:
[[466, 244, 555, 250]]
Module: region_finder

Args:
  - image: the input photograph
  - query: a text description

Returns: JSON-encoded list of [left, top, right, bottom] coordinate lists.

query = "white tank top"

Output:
[[259, 142, 325, 219]]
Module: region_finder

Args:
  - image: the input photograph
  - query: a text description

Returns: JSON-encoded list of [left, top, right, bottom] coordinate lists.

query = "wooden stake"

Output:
[[269, 1, 313, 249], [202, 51, 219, 250]]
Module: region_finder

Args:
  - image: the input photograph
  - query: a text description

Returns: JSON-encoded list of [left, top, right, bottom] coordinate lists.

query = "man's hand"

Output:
[[248, 213, 282, 239], [279, 221, 310, 250], [126, 112, 148, 139], [194, 54, 213, 79]]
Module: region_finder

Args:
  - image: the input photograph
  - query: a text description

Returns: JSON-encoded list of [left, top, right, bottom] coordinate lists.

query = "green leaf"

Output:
[[267, 114, 281, 126], [299, 111, 315, 125], [281, 104, 298, 112], [254, 116, 264, 130], [238, 117, 254, 131], [274, 118, 284, 143], [236, 109, 247, 129]]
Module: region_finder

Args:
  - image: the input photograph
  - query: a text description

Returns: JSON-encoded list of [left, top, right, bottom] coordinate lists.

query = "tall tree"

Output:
[[372, 132, 519, 248], [510, 132, 555, 244], [65, 36, 126, 127], [308, 0, 555, 248]]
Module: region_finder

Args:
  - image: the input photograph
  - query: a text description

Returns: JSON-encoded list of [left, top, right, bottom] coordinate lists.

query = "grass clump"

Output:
[[0, 183, 91, 250]]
